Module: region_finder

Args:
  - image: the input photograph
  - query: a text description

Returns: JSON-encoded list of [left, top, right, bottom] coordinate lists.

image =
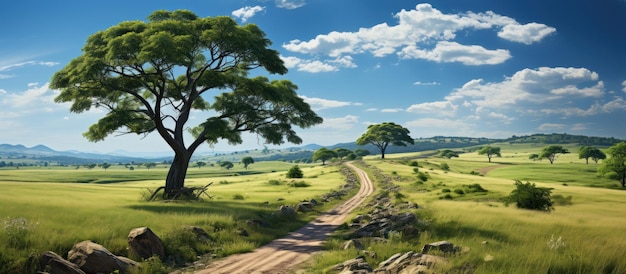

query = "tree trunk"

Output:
[[164, 152, 192, 198], [381, 149, 385, 159]]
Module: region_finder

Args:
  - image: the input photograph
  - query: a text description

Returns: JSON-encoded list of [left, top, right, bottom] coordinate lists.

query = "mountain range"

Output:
[[1, 133, 623, 166]]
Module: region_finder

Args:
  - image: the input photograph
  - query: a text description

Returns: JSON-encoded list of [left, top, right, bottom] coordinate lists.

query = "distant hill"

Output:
[[1, 133, 622, 166]]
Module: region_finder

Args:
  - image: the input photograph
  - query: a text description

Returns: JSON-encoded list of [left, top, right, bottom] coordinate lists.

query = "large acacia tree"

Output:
[[51, 10, 322, 198], [356, 122, 414, 159]]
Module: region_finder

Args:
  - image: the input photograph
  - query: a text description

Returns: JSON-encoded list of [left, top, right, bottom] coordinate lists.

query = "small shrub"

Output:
[[440, 162, 450, 171], [441, 188, 451, 193], [219, 180, 230, 184], [267, 180, 281, 185], [454, 189, 465, 195], [413, 167, 419, 173], [441, 194, 454, 200], [469, 170, 481, 175], [465, 183, 488, 193], [416, 172, 430, 182], [288, 181, 310, 188], [1, 217, 36, 249], [408, 160, 419, 167], [505, 180, 553, 212], [232, 194, 245, 200], [286, 165, 303, 178]]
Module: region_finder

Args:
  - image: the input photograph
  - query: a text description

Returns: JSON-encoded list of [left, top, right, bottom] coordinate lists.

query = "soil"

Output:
[[193, 162, 374, 274], [476, 164, 507, 176]]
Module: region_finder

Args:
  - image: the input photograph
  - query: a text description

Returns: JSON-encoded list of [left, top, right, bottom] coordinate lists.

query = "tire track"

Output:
[[194, 162, 374, 274]]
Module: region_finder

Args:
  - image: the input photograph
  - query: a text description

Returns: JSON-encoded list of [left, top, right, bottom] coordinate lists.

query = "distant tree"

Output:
[[241, 156, 254, 169], [439, 149, 459, 159], [346, 153, 358, 160], [529, 154, 540, 161], [599, 142, 626, 187], [356, 122, 414, 159], [286, 165, 303, 178], [219, 161, 234, 170], [100, 162, 111, 171], [334, 148, 352, 160], [477, 146, 501, 163], [86, 163, 97, 170], [144, 162, 157, 169], [51, 10, 322, 199], [578, 146, 606, 164], [539, 145, 570, 164], [353, 149, 370, 157], [313, 148, 338, 165], [196, 161, 207, 168]]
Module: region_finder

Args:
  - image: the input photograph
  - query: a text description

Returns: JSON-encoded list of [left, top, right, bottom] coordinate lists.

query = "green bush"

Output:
[[267, 179, 281, 185], [454, 189, 465, 195], [552, 194, 573, 206], [441, 188, 451, 193], [416, 172, 429, 182], [465, 183, 488, 193], [440, 162, 450, 171], [408, 160, 419, 167], [288, 181, 310, 188], [286, 165, 303, 178], [232, 194, 245, 200], [505, 180, 554, 212]]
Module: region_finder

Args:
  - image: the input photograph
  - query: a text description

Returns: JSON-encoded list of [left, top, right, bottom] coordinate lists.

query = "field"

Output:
[[2, 142, 626, 273]]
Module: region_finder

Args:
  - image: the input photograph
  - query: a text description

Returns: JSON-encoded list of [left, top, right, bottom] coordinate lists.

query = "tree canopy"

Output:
[[599, 142, 626, 187], [539, 145, 569, 164], [355, 122, 414, 159], [477, 146, 501, 162], [241, 156, 254, 169], [313, 148, 338, 165], [439, 149, 459, 159], [50, 10, 322, 198], [578, 146, 606, 164]]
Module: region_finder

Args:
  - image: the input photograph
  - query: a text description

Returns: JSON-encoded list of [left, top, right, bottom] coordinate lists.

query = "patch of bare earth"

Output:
[[477, 164, 507, 176], [192, 162, 374, 274]]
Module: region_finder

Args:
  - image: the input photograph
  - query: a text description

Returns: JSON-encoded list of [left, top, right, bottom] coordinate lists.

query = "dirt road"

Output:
[[195, 162, 374, 274]]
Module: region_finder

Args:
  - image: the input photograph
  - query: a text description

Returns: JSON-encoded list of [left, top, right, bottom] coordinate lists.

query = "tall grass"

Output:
[[0, 162, 345, 273]]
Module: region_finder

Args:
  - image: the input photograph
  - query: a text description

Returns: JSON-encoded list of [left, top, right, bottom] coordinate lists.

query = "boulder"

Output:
[[184, 225, 212, 243], [128, 227, 165, 260], [421, 240, 459, 255], [39, 251, 86, 274], [376, 251, 446, 273], [296, 202, 315, 212], [279, 205, 297, 217], [331, 256, 372, 274], [68, 240, 138, 274]]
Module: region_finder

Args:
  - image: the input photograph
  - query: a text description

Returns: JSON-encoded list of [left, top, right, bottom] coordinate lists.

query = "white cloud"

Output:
[[497, 22, 556, 45], [487, 112, 514, 124], [381, 108, 404, 113], [299, 95, 359, 111], [318, 115, 359, 129], [2, 82, 59, 108], [622, 80, 626, 92], [405, 118, 475, 137], [280, 55, 355, 73], [446, 67, 604, 110], [0, 61, 58, 71], [406, 101, 457, 117], [413, 81, 440, 86], [399, 41, 511, 65], [283, 3, 554, 67], [232, 6, 265, 23], [538, 123, 565, 131], [275, 0, 305, 9]]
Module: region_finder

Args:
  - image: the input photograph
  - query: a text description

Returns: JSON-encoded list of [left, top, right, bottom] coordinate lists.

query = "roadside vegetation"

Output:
[[2, 141, 626, 273]]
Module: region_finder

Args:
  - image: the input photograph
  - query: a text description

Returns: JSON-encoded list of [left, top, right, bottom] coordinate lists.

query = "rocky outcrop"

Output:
[[38, 250, 86, 274], [67, 240, 138, 274], [127, 227, 165, 260]]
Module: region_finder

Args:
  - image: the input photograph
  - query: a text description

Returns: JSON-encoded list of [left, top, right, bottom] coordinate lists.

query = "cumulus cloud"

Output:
[[275, 0, 305, 9], [0, 61, 58, 71], [497, 22, 556, 45], [381, 108, 404, 113], [318, 115, 359, 129], [538, 123, 565, 131], [299, 95, 360, 111], [232, 6, 265, 22], [413, 81, 440, 86], [280, 55, 355, 73], [283, 3, 554, 68], [406, 101, 457, 117], [622, 80, 626, 92]]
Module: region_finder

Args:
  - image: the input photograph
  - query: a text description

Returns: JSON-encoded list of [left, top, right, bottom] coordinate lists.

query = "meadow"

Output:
[[2, 142, 626, 273], [0, 161, 349, 273]]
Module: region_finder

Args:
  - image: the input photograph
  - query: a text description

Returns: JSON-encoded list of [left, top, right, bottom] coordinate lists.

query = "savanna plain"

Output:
[[1, 142, 625, 274]]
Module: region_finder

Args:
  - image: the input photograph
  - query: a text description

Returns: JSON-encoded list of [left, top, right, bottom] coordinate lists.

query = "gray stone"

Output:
[[68, 240, 138, 274], [39, 251, 86, 274], [127, 227, 165, 260]]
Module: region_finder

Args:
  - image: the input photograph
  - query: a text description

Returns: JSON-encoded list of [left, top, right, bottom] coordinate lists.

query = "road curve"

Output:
[[195, 162, 374, 274]]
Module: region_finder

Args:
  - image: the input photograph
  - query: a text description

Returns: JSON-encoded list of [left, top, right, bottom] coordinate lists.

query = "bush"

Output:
[[416, 172, 430, 182], [465, 183, 488, 193], [267, 179, 281, 185], [413, 167, 419, 173], [440, 162, 450, 171], [552, 194, 573, 206], [441, 188, 451, 193], [408, 161, 419, 167], [288, 181, 310, 188], [454, 189, 465, 195], [286, 165, 303, 178], [232, 194, 245, 200], [505, 180, 554, 212]]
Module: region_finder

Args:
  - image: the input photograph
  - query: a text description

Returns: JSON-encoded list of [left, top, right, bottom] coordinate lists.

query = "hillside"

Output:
[[1, 133, 622, 166]]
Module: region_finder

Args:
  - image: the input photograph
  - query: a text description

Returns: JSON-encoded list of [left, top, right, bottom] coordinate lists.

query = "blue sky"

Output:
[[1, 0, 625, 154]]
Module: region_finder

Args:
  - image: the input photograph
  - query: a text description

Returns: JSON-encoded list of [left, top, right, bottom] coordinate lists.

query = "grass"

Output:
[[3, 142, 626, 273], [0, 161, 348, 273]]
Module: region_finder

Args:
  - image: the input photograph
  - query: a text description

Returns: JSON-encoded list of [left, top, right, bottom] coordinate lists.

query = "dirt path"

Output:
[[194, 162, 374, 274], [477, 164, 507, 176]]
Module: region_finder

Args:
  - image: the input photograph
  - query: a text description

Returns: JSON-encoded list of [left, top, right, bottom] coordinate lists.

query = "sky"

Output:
[[1, 0, 626, 154]]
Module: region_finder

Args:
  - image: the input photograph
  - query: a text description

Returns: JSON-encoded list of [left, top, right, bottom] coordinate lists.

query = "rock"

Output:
[[342, 239, 365, 250], [68, 240, 138, 274], [296, 202, 315, 212], [421, 240, 459, 254], [128, 227, 165, 260], [279, 205, 297, 217], [39, 251, 86, 274], [376, 251, 446, 273], [246, 219, 270, 228], [332, 256, 372, 273], [237, 228, 249, 237], [184, 225, 212, 243]]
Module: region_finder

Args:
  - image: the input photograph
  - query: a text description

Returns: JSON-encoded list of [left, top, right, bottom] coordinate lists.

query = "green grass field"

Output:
[[2, 142, 626, 273]]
